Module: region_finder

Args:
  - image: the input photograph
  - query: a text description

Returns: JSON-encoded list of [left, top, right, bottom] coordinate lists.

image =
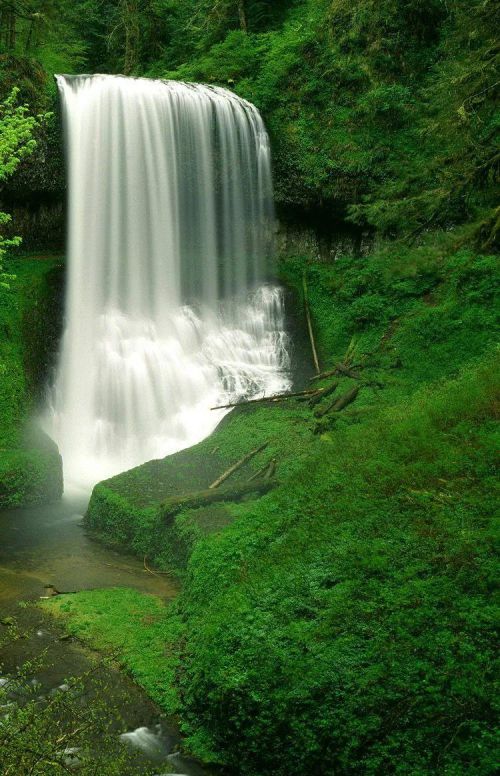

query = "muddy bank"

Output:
[[0, 494, 178, 610]]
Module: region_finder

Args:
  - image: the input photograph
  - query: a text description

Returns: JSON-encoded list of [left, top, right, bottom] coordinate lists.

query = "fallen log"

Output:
[[264, 458, 277, 479], [314, 386, 360, 418], [309, 367, 337, 382], [310, 363, 362, 382], [247, 464, 268, 482], [40, 584, 77, 598], [159, 479, 275, 520], [209, 442, 268, 489], [335, 364, 362, 380], [309, 381, 338, 408], [303, 270, 321, 374], [211, 387, 323, 411]]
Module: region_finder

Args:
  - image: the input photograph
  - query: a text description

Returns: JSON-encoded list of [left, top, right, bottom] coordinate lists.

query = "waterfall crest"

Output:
[[46, 75, 290, 488]]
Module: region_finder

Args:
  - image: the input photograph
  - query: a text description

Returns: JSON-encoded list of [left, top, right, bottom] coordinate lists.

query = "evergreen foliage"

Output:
[[0, 87, 38, 283], [0, 1, 498, 773], [1, 2, 498, 239]]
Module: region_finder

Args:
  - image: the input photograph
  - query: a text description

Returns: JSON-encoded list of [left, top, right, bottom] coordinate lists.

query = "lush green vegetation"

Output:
[[2, 1, 498, 241], [1, 0, 498, 773], [75, 231, 499, 775], [46, 588, 183, 713], [0, 73, 63, 506], [0, 255, 63, 507]]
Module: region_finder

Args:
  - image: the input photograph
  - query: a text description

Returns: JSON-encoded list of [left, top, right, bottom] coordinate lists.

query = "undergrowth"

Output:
[[56, 230, 499, 775]]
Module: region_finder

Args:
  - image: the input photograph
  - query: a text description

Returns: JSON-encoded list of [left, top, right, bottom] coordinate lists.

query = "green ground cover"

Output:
[[45, 587, 182, 713], [53, 230, 499, 775]]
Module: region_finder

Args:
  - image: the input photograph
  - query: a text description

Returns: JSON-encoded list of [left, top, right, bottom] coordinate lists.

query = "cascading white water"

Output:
[[45, 75, 290, 488]]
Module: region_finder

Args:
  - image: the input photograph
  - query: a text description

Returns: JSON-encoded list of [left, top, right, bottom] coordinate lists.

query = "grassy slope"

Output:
[[51, 230, 499, 775], [45, 588, 182, 713], [0, 255, 64, 507]]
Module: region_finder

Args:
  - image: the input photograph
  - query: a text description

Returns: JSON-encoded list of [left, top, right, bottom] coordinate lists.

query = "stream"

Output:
[[0, 494, 207, 775]]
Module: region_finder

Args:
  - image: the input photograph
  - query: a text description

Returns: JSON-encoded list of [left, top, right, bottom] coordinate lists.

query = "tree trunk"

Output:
[[314, 386, 360, 418], [123, 1, 140, 74], [303, 271, 320, 374], [8, 10, 16, 49], [209, 442, 268, 489], [238, 0, 248, 32], [160, 479, 274, 521], [211, 387, 324, 410]]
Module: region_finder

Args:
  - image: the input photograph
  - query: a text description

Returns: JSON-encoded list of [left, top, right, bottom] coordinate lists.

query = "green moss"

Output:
[[0, 441, 62, 509], [0, 254, 64, 507], [82, 228, 499, 774], [86, 401, 313, 570], [174, 350, 499, 775], [44, 588, 182, 714]]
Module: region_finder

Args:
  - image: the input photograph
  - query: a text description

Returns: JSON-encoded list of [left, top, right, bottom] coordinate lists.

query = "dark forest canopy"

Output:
[[0, 0, 498, 241]]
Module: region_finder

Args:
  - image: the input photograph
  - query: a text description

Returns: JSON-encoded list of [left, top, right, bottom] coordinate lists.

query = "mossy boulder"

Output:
[[86, 402, 313, 570], [0, 429, 63, 509]]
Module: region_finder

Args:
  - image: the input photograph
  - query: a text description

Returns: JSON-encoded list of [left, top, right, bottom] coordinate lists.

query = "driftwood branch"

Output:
[[209, 443, 268, 489], [331, 386, 360, 411], [248, 457, 277, 482], [314, 386, 360, 418], [211, 388, 323, 410], [303, 270, 320, 374], [143, 556, 164, 578], [160, 479, 274, 520]]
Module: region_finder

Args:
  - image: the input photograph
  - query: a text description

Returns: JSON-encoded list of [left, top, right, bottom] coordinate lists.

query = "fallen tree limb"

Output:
[[264, 458, 277, 479], [40, 584, 77, 597], [310, 363, 362, 382], [331, 386, 360, 412], [160, 479, 275, 520], [309, 367, 337, 382], [309, 381, 338, 408], [303, 270, 320, 374], [211, 388, 323, 410], [209, 442, 268, 489], [144, 556, 164, 579], [248, 464, 268, 482], [336, 364, 362, 380], [314, 386, 360, 418]]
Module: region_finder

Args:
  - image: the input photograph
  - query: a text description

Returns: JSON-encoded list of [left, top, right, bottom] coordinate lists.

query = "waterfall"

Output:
[[45, 75, 290, 489]]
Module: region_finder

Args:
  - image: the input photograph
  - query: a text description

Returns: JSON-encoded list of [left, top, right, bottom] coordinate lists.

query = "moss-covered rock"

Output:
[[0, 430, 63, 509], [86, 401, 314, 570]]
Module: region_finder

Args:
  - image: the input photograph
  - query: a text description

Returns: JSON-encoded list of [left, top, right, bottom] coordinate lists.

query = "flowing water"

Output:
[[1, 75, 291, 772], [44, 75, 290, 489], [0, 497, 208, 774]]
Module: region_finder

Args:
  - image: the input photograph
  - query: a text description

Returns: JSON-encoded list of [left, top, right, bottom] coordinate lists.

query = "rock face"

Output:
[[275, 211, 373, 264]]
